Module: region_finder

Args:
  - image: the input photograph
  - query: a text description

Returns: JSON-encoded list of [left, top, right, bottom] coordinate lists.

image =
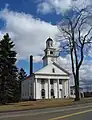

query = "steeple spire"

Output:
[[46, 37, 53, 48], [42, 37, 57, 66]]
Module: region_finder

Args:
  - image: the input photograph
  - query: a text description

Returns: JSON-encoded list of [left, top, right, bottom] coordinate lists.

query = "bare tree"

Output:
[[58, 7, 92, 101]]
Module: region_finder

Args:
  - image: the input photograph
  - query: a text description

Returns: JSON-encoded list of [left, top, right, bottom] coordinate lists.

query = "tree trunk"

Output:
[[74, 70, 80, 101]]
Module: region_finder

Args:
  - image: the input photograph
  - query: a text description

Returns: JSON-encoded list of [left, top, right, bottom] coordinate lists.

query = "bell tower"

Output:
[[43, 37, 57, 66]]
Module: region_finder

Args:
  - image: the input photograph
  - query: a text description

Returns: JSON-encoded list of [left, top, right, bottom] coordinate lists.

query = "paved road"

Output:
[[0, 102, 92, 120]]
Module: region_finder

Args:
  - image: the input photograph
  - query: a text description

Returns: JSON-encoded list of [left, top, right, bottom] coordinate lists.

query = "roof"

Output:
[[46, 37, 53, 42], [34, 62, 70, 76], [25, 73, 34, 80], [26, 76, 31, 80], [53, 62, 71, 75], [25, 62, 70, 80]]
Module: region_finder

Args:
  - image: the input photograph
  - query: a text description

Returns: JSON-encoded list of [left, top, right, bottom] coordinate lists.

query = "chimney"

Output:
[[30, 55, 33, 75]]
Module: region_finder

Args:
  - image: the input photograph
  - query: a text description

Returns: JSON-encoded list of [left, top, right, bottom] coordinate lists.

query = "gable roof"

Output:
[[53, 62, 70, 75], [34, 62, 70, 76]]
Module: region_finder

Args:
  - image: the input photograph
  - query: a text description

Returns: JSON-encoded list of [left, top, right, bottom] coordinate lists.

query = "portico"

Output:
[[33, 73, 69, 99]]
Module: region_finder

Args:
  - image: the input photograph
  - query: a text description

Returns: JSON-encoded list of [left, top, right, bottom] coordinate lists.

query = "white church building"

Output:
[[21, 38, 71, 100]]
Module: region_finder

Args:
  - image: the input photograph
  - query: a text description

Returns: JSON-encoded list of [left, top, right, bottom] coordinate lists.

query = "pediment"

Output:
[[35, 63, 70, 76]]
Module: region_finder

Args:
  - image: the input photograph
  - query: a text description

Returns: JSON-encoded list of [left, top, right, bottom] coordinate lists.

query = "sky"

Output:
[[0, 0, 92, 87]]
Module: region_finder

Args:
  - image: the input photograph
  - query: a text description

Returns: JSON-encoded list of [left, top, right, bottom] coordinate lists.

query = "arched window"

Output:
[[41, 89, 45, 99], [51, 41, 53, 47], [48, 42, 50, 47], [51, 89, 54, 98], [50, 51, 53, 54], [60, 89, 62, 91]]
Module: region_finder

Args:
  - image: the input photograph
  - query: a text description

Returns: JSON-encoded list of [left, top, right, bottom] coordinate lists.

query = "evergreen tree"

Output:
[[17, 68, 27, 100], [0, 33, 18, 104], [18, 68, 27, 82]]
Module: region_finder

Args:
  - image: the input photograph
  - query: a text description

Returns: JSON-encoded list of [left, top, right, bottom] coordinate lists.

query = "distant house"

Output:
[[70, 86, 84, 98], [21, 38, 71, 100]]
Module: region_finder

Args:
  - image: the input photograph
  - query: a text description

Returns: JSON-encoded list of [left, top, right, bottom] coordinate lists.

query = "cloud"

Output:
[[78, 60, 92, 90], [57, 56, 92, 86], [37, 2, 53, 14], [0, 7, 92, 86], [37, 0, 92, 15], [0, 8, 58, 62], [80, 60, 92, 81]]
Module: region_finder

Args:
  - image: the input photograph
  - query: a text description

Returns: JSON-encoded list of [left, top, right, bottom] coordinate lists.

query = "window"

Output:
[[52, 68, 55, 73], [51, 42, 53, 47], [50, 51, 53, 54], [60, 89, 62, 91], [50, 79, 53, 84], [41, 89, 45, 99], [23, 93, 24, 96], [41, 79, 45, 84], [59, 80, 62, 84], [27, 91, 29, 96], [51, 89, 54, 97], [47, 42, 51, 47]]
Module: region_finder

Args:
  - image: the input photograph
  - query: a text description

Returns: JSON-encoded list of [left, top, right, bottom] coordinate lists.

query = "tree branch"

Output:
[[83, 27, 92, 43], [78, 16, 88, 30], [73, 13, 82, 29], [61, 28, 72, 37]]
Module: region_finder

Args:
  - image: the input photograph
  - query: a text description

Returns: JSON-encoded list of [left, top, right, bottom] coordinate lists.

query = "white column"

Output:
[[62, 80, 65, 98], [34, 80, 35, 99], [68, 79, 70, 98], [35, 78, 37, 99], [57, 79, 59, 98], [48, 79, 50, 99]]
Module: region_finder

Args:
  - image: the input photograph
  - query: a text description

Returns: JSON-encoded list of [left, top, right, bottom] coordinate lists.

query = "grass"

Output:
[[1, 97, 92, 113], [0, 99, 73, 112]]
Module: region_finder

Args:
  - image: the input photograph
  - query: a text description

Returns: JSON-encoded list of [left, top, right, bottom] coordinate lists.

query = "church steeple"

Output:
[[46, 37, 53, 48], [43, 37, 57, 66]]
